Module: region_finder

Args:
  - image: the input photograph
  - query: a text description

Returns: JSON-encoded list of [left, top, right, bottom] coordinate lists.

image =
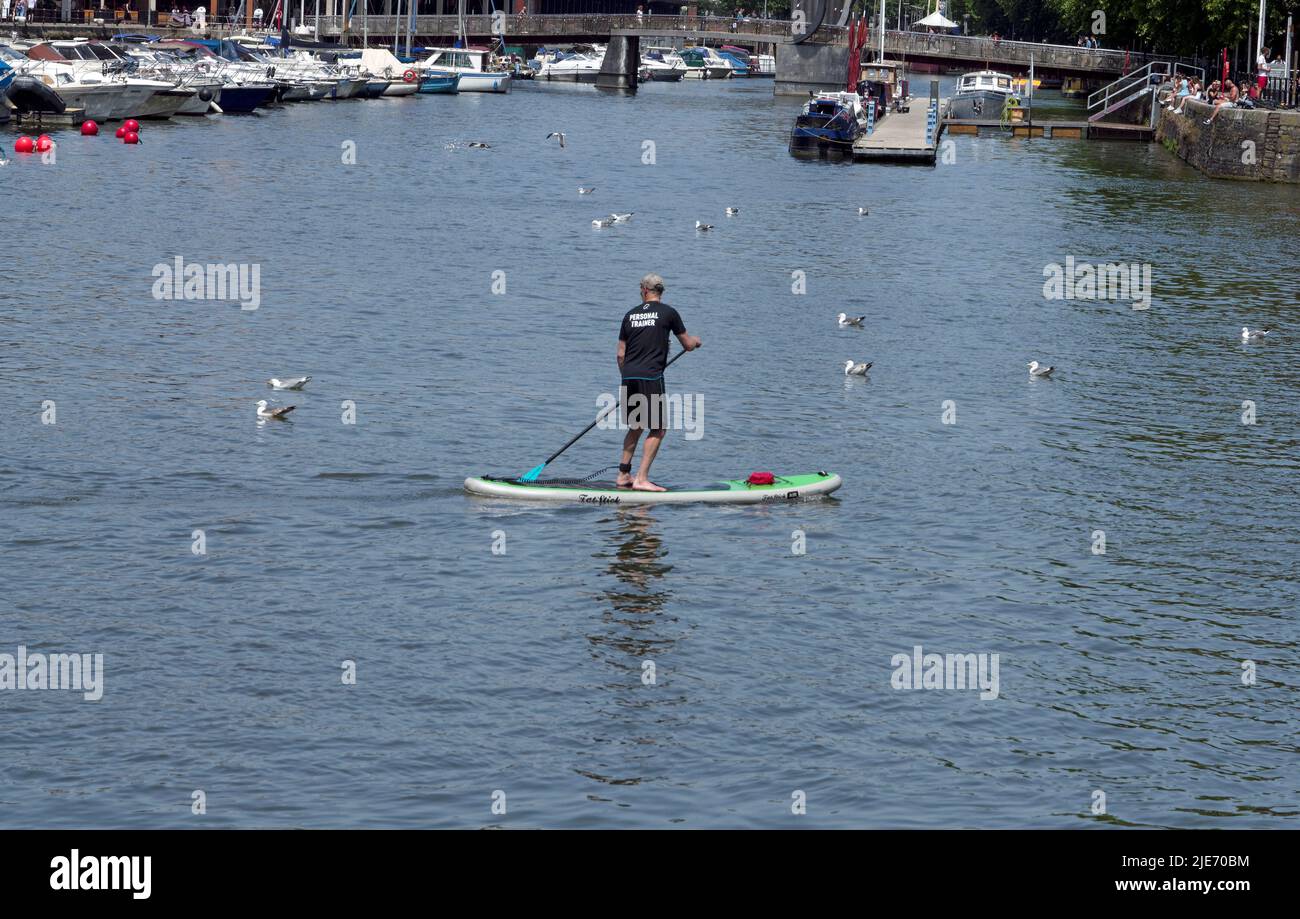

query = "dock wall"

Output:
[[1156, 98, 1300, 183]]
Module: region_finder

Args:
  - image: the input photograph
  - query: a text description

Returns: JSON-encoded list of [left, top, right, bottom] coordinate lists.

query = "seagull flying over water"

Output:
[[256, 400, 296, 420], [610, 213, 633, 223], [268, 376, 311, 391], [695, 221, 714, 231], [578, 186, 596, 195], [592, 216, 615, 228], [1241, 326, 1273, 341], [725, 207, 739, 216], [546, 132, 567, 148], [1027, 361, 1054, 378], [837, 313, 865, 327], [844, 360, 872, 376]]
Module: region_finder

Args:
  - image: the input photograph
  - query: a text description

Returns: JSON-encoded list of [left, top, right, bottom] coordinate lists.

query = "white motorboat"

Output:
[[417, 47, 511, 93], [536, 51, 603, 83], [679, 46, 735, 79], [640, 48, 686, 82], [947, 69, 1016, 120], [26, 40, 189, 118], [4, 58, 130, 121]]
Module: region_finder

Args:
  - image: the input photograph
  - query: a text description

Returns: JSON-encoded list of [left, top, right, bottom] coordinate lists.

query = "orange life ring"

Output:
[[402, 69, 418, 83]]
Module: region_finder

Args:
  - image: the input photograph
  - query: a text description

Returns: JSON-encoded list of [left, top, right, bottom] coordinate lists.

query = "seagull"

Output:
[[546, 131, 567, 148], [1027, 361, 1054, 378], [1241, 326, 1272, 341], [609, 213, 633, 223], [592, 216, 615, 228], [857, 207, 869, 216], [256, 400, 296, 420], [578, 186, 596, 195], [837, 313, 865, 327], [468, 141, 491, 149], [268, 376, 311, 391], [695, 221, 714, 231], [844, 360, 872, 375], [725, 207, 739, 216]]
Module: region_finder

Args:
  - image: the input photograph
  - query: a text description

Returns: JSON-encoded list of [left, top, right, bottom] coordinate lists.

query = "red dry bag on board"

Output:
[[746, 472, 776, 486]]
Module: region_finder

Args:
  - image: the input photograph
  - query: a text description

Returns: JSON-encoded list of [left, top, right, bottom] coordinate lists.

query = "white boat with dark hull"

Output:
[[947, 69, 1016, 120]]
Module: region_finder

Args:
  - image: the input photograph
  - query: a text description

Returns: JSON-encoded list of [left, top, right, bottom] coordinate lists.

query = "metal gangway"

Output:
[[1087, 61, 1205, 127]]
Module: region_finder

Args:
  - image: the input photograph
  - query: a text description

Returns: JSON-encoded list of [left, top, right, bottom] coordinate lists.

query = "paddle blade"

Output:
[[519, 463, 546, 483]]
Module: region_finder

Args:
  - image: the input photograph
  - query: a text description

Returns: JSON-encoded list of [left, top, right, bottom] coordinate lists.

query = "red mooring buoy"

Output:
[[115, 126, 126, 138], [123, 131, 140, 145], [35, 135, 54, 153], [123, 119, 141, 133], [14, 136, 35, 154], [81, 120, 99, 136]]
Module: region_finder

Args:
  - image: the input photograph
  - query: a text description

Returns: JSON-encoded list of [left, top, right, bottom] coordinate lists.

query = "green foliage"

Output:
[[907, 0, 1297, 56]]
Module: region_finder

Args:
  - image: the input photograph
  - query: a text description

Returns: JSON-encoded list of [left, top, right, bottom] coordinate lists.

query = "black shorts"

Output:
[[620, 377, 666, 430]]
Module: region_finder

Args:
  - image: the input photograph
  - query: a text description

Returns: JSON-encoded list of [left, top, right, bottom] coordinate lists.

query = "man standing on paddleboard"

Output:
[[616, 274, 702, 491]]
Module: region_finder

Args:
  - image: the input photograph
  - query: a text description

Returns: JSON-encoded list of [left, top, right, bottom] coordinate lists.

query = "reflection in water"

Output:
[[576, 508, 682, 791], [592, 506, 676, 658]]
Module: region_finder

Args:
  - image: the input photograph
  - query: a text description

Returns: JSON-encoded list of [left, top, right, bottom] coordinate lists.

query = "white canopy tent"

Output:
[[915, 8, 958, 29]]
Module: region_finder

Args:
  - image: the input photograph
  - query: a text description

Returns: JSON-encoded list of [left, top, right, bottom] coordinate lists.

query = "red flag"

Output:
[[847, 18, 860, 92]]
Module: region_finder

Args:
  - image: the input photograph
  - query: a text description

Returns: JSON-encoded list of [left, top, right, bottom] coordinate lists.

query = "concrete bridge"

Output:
[[310, 15, 1171, 91]]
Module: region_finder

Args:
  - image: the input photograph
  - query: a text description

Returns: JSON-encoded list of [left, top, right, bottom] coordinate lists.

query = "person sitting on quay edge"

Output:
[[1205, 79, 1239, 124]]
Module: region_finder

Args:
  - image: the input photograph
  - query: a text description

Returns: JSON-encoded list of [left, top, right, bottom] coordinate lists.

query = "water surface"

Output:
[[2, 76, 1297, 827]]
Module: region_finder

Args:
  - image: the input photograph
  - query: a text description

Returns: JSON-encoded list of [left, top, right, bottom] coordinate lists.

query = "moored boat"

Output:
[[418, 47, 511, 93], [536, 50, 603, 83], [419, 73, 460, 94], [639, 48, 686, 82], [947, 69, 1016, 119], [680, 46, 734, 79], [789, 91, 869, 153]]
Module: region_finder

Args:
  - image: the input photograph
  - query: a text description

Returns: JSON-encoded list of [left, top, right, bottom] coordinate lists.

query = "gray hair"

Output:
[[639, 273, 665, 293]]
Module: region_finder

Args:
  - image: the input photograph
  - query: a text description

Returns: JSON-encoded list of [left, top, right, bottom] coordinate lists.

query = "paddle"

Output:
[[519, 349, 688, 483]]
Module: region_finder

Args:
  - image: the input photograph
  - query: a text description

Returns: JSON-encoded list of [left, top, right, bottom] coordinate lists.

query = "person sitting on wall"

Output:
[[1205, 79, 1238, 124]]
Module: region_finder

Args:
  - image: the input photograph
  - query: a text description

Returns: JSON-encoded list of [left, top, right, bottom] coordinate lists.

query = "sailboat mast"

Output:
[[878, 0, 884, 63]]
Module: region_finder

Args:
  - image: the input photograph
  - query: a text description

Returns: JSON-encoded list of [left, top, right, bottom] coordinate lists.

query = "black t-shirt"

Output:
[[619, 301, 685, 380]]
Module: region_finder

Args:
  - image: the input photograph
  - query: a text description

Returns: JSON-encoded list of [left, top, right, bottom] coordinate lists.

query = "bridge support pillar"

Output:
[[774, 41, 850, 96], [596, 35, 639, 93]]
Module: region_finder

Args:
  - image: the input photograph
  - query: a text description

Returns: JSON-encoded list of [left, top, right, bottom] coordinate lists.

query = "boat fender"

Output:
[[198, 87, 213, 102], [746, 472, 775, 486], [402, 69, 418, 83]]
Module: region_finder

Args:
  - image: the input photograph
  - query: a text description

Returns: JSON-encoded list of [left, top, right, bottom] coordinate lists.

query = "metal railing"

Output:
[[1230, 70, 1298, 109], [310, 14, 822, 43], [882, 29, 1175, 74], [1087, 60, 1205, 125]]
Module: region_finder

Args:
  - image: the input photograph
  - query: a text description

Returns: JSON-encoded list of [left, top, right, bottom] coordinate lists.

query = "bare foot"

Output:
[[631, 479, 667, 492], [615, 476, 633, 488]]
